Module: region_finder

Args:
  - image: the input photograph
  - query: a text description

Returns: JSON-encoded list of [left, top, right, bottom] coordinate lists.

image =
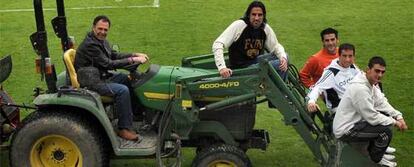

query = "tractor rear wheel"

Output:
[[10, 110, 108, 167], [191, 144, 252, 167]]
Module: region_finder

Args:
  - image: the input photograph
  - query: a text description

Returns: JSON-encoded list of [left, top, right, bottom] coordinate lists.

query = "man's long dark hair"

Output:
[[241, 1, 267, 25]]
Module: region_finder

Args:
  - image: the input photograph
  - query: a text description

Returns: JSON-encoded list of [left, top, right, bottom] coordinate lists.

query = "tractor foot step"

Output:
[[117, 130, 157, 149]]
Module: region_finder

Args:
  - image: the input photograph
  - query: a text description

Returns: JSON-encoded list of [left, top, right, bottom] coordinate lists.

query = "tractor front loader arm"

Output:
[[254, 55, 376, 166], [257, 56, 333, 165], [178, 54, 334, 165], [177, 53, 375, 166]]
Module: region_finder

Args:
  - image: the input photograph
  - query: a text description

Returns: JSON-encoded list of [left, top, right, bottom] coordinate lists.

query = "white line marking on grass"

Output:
[[0, 0, 160, 13], [153, 0, 160, 7]]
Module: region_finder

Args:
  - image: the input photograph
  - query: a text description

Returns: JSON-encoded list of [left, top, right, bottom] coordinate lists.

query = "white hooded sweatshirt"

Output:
[[332, 72, 403, 138], [307, 58, 360, 113]]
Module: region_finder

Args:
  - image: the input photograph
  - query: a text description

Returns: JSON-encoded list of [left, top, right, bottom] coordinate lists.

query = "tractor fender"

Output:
[[32, 92, 122, 154], [191, 121, 237, 145]]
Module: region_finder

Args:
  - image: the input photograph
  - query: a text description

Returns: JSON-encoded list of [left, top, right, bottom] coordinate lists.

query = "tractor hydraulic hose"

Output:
[[156, 97, 174, 167], [199, 92, 257, 112], [255, 98, 269, 105], [0, 102, 37, 110]]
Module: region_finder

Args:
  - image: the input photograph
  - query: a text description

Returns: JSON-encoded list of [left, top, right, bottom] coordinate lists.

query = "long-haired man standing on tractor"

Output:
[[212, 1, 288, 79]]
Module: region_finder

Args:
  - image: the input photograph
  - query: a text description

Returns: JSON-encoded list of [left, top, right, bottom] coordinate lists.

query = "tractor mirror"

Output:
[[112, 44, 120, 52], [0, 55, 12, 84]]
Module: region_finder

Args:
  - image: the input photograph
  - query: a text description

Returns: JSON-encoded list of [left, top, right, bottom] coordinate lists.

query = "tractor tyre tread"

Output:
[[10, 110, 108, 167], [191, 144, 252, 167]]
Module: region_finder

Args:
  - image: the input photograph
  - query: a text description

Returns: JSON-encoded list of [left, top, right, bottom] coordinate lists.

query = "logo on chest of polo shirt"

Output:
[[339, 77, 354, 86], [244, 39, 264, 58]]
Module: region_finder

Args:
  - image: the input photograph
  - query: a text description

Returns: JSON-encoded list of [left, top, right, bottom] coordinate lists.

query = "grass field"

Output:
[[0, 0, 413, 166]]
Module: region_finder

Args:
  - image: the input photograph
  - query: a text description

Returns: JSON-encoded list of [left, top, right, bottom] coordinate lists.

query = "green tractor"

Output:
[[1, 0, 379, 166]]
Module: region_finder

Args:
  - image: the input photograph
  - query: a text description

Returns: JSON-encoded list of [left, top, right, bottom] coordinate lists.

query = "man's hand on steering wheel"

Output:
[[132, 56, 147, 64], [132, 53, 149, 63], [125, 53, 149, 80]]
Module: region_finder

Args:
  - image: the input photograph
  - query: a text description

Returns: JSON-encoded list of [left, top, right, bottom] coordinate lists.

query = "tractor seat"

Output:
[[63, 49, 113, 103]]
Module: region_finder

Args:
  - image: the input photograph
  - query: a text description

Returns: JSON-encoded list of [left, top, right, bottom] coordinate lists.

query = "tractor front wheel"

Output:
[[191, 144, 252, 167], [10, 110, 107, 167]]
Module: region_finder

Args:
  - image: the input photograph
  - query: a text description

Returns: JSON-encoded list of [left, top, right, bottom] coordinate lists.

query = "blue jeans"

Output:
[[249, 55, 288, 80], [97, 73, 134, 129]]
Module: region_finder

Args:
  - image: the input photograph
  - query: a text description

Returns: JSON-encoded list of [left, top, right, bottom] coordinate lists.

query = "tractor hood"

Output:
[[0, 55, 12, 84], [133, 64, 215, 111]]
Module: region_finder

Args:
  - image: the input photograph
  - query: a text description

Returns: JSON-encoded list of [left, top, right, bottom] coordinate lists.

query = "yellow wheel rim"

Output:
[[30, 135, 83, 167], [208, 160, 237, 167]]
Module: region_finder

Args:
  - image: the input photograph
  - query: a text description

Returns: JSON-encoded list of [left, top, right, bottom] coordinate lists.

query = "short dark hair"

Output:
[[242, 1, 267, 24], [93, 15, 111, 27], [339, 43, 355, 56], [320, 28, 338, 41], [368, 56, 386, 68]]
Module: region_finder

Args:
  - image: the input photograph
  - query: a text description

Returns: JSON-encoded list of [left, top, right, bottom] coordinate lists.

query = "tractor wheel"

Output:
[[10, 110, 108, 167], [191, 144, 252, 167]]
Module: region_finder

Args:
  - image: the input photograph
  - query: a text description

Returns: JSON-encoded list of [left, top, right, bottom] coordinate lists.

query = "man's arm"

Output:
[[373, 85, 403, 120], [300, 57, 317, 88], [263, 24, 287, 60], [306, 70, 335, 112], [87, 44, 131, 69], [103, 40, 133, 59], [263, 24, 288, 72], [352, 86, 396, 126], [103, 40, 149, 64], [212, 20, 246, 77], [111, 50, 132, 59], [113, 51, 149, 63]]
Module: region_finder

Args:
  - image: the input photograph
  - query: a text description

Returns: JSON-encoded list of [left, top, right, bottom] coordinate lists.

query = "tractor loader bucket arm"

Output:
[[257, 56, 332, 165], [254, 54, 376, 166], [176, 54, 376, 166], [177, 54, 332, 164]]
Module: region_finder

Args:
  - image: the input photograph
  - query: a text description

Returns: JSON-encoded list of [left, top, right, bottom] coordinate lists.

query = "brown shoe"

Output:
[[118, 129, 139, 141]]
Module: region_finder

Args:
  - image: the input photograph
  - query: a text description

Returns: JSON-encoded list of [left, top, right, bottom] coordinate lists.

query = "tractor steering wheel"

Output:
[[122, 63, 141, 81]]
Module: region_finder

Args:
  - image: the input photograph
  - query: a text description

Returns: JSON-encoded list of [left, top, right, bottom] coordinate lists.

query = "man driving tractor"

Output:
[[75, 15, 148, 141]]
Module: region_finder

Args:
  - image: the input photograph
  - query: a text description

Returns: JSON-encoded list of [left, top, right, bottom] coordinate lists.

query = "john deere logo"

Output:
[[199, 81, 240, 89]]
